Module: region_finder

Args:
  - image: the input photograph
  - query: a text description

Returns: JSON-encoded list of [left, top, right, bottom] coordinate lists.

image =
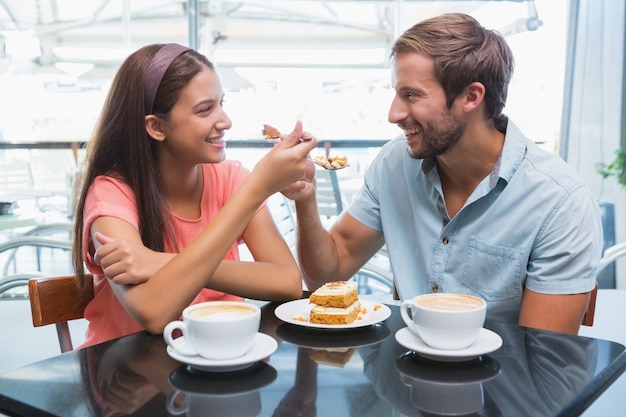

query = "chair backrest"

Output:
[[583, 241, 626, 327], [597, 200, 616, 288], [28, 273, 94, 353], [267, 193, 297, 254], [0, 235, 73, 276], [0, 273, 45, 295], [266, 193, 393, 293], [598, 242, 626, 273], [315, 168, 344, 219]]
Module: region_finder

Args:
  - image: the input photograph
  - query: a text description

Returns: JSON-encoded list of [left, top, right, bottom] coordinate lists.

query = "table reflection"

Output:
[[360, 311, 598, 416], [395, 353, 500, 415], [271, 347, 318, 417], [168, 363, 277, 417], [0, 299, 620, 417], [83, 333, 180, 416]]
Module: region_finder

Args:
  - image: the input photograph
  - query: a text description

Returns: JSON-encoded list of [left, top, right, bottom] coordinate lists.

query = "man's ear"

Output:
[[145, 115, 166, 141], [463, 82, 486, 112]]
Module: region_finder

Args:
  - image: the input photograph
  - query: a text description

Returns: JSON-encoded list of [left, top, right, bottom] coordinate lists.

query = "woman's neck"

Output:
[[162, 164, 203, 219]]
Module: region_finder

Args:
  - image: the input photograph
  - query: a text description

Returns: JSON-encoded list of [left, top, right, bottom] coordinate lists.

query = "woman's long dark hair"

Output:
[[72, 44, 214, 292]]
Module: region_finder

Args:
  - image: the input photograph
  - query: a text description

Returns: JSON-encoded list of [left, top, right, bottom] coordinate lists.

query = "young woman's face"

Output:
[[161, 67, 232, 164], [388, 52, 465, 159]]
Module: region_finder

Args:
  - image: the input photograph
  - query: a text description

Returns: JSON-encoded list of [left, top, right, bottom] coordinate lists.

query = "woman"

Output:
[[72, 43, 316, 347]]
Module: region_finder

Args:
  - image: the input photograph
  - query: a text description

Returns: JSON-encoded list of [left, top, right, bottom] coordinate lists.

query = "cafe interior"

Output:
[[1, 0, 626, 416]]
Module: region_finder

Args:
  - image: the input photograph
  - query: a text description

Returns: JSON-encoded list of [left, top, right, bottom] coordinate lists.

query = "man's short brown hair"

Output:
[[392, 13, 514, 120]]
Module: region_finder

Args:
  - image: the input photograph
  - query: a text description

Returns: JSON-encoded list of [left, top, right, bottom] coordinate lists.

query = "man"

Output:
[[285, 13, 602, 335]]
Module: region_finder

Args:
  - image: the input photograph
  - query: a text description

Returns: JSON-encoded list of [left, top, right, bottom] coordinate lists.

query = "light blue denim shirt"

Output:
[[349, 119, 603, 321]]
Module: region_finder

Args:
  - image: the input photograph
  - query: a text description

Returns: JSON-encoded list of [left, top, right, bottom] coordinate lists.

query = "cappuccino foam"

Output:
[[188, 304, 256, 320], [416, 293, 484, 311]]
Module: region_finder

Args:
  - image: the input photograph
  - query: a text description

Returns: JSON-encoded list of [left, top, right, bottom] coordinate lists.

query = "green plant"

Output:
[[597, 147, 626, 187]]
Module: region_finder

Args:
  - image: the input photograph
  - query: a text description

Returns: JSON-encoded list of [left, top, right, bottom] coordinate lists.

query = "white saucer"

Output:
[[274, 299, 391, 329], [166, 333, 278, 373], [395, 327, 502, 362]]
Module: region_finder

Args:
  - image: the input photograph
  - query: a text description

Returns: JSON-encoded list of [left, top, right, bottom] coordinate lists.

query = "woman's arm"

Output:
[[95, 207, 302, 301], [93, 226, 175, 284], [91, 126, 316, 334], [210, 206, 302, 300]]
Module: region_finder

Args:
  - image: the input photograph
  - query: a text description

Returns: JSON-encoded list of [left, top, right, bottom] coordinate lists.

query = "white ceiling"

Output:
[[0, 0, 536, 79]]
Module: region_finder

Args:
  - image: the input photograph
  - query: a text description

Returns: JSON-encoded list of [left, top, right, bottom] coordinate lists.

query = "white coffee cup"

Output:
[[163, 301, 261, 360], [400, 293, 486, 350]]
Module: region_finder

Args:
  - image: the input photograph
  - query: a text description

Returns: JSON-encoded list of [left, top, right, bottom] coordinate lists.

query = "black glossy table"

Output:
[[0, 298, 625, 417]]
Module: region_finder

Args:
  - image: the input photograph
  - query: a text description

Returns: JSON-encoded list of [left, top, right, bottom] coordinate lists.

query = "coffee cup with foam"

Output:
[[400, 293, 486, 350], [163, 301, 261, 360]]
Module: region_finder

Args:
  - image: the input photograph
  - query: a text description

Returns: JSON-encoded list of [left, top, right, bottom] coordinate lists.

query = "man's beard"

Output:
[[404, 113, 465, 160]]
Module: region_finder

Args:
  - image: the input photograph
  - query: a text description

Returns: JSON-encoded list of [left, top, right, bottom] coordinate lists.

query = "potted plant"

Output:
[[597, 147, 626, 187]]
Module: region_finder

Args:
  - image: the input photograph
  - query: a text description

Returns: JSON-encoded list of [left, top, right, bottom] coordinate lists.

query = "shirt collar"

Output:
[[497, 118, 528, 184]]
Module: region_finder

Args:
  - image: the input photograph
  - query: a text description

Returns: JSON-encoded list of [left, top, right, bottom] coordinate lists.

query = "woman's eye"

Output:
[[198, 98, 224, 114]]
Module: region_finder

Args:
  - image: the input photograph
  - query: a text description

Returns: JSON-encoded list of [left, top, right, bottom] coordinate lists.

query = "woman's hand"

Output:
[[94, 232, 174, 285], [275, 122, 317, 202], [251, 121, 318, 196]]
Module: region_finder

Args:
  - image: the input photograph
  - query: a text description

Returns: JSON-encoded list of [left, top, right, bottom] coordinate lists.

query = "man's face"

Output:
[[388, 52, 465, 159]]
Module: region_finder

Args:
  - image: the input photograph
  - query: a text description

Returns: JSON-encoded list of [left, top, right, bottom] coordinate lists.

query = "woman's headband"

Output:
[[144, 43, 192, 115]]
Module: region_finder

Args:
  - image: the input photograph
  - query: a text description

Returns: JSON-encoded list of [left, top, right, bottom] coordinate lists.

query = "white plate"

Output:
[[274, 299, 391, 329], [166, 332, 278, 373], [395, 327, 502, 362]]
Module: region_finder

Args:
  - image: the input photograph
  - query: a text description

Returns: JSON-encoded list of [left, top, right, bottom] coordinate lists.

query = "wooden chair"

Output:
[[28, 273, 94, 353], [582, 281, 598, 327]]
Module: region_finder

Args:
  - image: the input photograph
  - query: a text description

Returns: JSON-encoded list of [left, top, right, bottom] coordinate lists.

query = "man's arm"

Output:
[[295, 195, 385, 291], [518, 288, 591, 335]]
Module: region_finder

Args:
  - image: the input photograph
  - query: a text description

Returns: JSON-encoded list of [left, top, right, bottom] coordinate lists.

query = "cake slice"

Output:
[[262, 124, 280, 140], [310, 300, 361, 325], [309, 281, 358, 308]]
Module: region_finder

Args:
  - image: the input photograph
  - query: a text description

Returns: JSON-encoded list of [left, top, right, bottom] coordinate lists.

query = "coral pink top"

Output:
[[80, 161, 261, 347]]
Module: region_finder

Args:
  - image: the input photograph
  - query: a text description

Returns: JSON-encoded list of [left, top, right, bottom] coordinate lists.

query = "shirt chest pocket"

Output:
[[462, 236, 524, 302]]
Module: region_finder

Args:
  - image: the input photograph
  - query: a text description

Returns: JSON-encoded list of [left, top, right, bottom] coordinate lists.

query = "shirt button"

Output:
[[442, 237, 449, 245], [431, 284, 439, 292]]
